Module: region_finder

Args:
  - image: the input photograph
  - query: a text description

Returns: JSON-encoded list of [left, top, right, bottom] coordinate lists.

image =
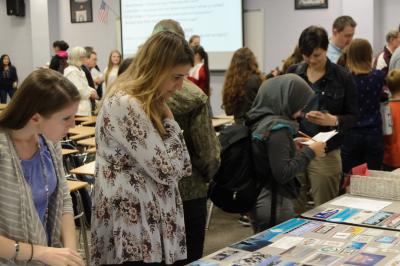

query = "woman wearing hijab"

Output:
[[247, 74, 326, 233]]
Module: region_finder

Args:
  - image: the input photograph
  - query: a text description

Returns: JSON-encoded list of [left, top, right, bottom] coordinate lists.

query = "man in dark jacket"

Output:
[[152, 19, 221, 264]]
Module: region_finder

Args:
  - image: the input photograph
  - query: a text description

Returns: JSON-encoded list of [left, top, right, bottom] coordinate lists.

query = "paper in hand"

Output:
[[301, 130, 338, 145]]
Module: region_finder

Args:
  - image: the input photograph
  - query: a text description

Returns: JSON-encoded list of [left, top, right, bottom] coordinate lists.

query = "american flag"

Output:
[[98, 0, 108, 23]]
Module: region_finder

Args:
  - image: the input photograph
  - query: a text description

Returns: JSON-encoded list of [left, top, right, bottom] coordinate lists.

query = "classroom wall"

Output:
[[30, 0, 50, 69], [0, 0, 32, 82], [57, 0, 120, 71], [381, 0, 400, 50]]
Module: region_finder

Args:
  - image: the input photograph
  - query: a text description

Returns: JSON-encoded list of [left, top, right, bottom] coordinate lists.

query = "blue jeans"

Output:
[[0, 87, 15, 103], [341, 132, 384, 174]]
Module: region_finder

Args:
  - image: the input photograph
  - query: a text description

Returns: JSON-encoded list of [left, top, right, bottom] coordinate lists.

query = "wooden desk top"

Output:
[[77, 137, 96, 147], [86, 147, 97, 154], [81, 116, 97, 126], [68, 126, 95, 135], [67, 180, 89, 192], [68, 126, 95, 140], [70, 161, 95, 176], [61, 149, 79, 156], [213, 114, 232, 119], [0, 103, 7, 110], [75, 116, 96, 122], [212, 117, 234, 128], [70, 133, 95, 141]]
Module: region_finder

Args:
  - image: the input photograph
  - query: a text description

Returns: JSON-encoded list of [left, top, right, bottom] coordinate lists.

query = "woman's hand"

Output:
[[90, 89, 99, 100], [305, 111, 338, 126], [34, 246, 84, 266], [12, 81, 17, 89], [308, 141, 326, 157], [293, 137, 309, 150]]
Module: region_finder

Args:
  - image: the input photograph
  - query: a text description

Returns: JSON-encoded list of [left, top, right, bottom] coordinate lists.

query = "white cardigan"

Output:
[[64, 65, 94, 116]]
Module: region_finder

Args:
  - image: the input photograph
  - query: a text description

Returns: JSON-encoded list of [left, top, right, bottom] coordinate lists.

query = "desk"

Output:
[[80, 116, 97, 126], [212, 117, 234, 129], [86, 147, 96, 154], [67, 180, 90, 266], [68, 126, 95, 135], [62, 148, 79, 156], [0, 103, 7, 110], [70, 134, 95, 141], [77, 137, 96, 147], [193, 218, 400, 265], [213, 114, 233, 119], [68, 180, 89, 192], [70, 161, 95, 176], [75, 115, 96, 122], [68, 126, 95, 141], [302, 194, 400, 231]]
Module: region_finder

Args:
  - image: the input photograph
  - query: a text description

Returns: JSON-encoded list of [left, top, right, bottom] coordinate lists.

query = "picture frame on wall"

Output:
[[70, 0, 93, 23], [295, 0, 328, 10]]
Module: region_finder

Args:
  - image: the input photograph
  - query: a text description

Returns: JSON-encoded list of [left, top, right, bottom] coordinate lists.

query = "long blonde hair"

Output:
[[105, 31, 193, 136], [104, 50, 121, 86]]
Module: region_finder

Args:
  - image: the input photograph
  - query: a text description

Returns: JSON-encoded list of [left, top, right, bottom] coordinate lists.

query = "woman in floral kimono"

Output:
[[91, 31, 193, 265]]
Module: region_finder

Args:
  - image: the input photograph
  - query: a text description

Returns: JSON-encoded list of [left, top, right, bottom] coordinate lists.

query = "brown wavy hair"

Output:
[[345, 38, 372, 74], [282, 46, 303, 74], [222, 47, 264, 114]]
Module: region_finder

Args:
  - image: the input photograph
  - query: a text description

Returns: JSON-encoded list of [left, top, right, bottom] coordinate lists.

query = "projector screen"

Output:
[[120, 0, 243, 70]]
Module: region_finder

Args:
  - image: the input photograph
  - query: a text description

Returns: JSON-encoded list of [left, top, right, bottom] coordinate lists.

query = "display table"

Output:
[[301, 194, 400, 231], [192, 218, 400, 265]]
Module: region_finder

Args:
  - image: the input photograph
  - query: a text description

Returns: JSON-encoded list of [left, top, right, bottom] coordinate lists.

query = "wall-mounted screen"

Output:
[[120, 0, 243, 70]]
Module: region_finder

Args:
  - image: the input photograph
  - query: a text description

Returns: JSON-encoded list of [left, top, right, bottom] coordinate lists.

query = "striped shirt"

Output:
[[0, 131, 73, 265]]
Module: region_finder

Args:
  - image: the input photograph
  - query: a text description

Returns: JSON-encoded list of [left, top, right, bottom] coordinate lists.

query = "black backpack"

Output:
[[208, 122, 262, 213]]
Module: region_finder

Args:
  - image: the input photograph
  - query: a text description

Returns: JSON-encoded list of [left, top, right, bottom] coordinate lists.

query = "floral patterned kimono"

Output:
[[91, 91, 192, 265]]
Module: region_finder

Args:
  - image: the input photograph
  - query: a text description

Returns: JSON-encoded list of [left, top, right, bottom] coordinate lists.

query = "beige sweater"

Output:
[[0, 131, 73, 265]]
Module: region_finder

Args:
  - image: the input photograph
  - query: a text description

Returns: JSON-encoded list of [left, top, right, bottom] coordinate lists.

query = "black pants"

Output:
[[177, 197, 207, 266], [341, 132, 384, 174], [0, 87, 14, 103]]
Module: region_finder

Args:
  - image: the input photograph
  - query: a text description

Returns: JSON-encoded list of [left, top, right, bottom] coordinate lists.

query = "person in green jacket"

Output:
[[152, 19, 221, 264]]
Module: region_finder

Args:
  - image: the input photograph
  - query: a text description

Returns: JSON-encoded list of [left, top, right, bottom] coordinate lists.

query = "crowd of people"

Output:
[[2, 13, 400, 266]]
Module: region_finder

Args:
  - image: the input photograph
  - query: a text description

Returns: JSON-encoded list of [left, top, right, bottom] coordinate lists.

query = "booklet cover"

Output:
[[301, 130, 338, 145]]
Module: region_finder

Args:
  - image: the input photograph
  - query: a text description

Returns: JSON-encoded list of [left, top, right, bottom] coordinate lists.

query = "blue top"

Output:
[[327, 42, 342, 63], [21, 136, 58, 226], [351, 70, 385, 135]]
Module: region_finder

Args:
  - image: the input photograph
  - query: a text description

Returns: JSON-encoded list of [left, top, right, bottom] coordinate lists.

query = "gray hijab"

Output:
[[247, 73, 314, 136]]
